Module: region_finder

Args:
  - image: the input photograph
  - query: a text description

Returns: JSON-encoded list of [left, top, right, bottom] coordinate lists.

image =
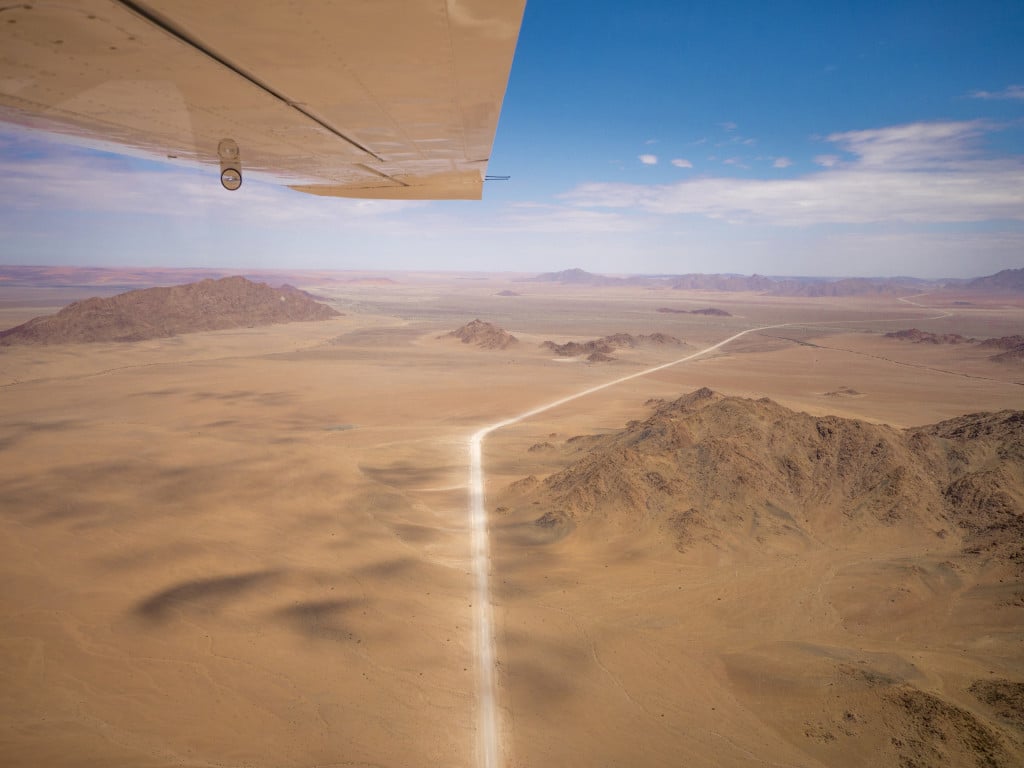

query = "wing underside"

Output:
[[0, 0, 525, 199]]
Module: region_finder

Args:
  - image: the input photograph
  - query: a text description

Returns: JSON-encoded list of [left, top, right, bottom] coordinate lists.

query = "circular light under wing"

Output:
[[221, 167, 242, 191]]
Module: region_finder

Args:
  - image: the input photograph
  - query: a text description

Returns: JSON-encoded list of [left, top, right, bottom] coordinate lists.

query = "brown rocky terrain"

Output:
[[444, 318, 518, 349], [495, 389, 1024, 767], [503, 388, 1023, 566], [526, 267, 1023, 298], [769, 276, 926, 297], [885, 329, 1024, 363], [963, 268, 1024, 293], [541, 332, 681, 359], [657, 307, 732, 316], [528, 267, 630, 286], [885, 328, 974, 344], [979, 335, 1024, 364], [979, 335, 1024, 351], [0, 276, 340, 344]]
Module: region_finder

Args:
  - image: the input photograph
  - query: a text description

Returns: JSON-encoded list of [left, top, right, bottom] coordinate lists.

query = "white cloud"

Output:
[[773, 157, 792, 168], [719, 121, 738, 131], [968, 85, 1024, 100], [644, 138, 658, 145], [671, 158, 693, 168], [495, 204, 644, 234], [561, 121, 1024, 226], [825, 120, 990, 168], [814, 154, 840, 167], [638, 154, 658, 165]]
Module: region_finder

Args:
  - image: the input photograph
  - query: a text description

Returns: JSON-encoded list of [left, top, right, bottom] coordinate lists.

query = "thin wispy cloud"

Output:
[[723, 157, 749, 169], [773, 157, 792, 168], [814, 154, 840, 167], [968, 85, 1024, 100], [825, 120, 991, 168], [638, 154, 658, 165], [562, 121, 1024, 226], [719, 121, 738, 131], [497, 204, 644, 234], [671, 158, 693, 168]]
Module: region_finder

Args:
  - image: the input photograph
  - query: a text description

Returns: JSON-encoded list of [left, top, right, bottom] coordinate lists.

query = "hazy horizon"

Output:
[[0, 262, 1018, 285]]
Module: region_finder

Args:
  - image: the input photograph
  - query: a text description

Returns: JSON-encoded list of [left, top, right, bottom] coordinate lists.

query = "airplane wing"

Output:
[[0, 1, 525, 199]]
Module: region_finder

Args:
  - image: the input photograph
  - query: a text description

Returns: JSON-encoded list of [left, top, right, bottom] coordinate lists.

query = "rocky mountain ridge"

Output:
[[444, 319, 518, 349], [503, 389, 1024, 567], [0, 276, 340, 344]]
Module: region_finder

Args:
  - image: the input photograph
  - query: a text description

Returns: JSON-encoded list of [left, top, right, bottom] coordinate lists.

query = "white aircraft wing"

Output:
[[0, 1, 525, 199]]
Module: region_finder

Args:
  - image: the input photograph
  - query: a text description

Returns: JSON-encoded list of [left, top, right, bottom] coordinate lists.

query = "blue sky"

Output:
[[2, 0, 1023, 278]]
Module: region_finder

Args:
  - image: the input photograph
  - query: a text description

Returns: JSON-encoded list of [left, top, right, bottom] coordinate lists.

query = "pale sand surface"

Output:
[[0, 277, 1021, 766]]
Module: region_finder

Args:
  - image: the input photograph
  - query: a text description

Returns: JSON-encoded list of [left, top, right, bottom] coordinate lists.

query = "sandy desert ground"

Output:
[[0, 274, 1021, 767]]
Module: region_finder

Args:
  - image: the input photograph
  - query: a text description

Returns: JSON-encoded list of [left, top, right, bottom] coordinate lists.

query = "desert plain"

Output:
[[0, 271, 1022, 767]]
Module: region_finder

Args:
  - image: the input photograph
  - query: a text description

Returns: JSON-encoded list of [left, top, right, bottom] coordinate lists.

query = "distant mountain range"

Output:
[[528, 267, 1024, 295], [963, 269, 1024, 293]]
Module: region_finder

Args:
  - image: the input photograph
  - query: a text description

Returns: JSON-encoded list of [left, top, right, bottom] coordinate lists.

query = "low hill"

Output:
[[521, 268, 1020, 296], [770, 276, 929, 297], [670, 273, 777, 292], [528, 268, 625, 286], [884, 330, 1024, 363], [444, 319, 518, 349], [884, 328, 974, 344], [964, 268, 1024, 293], [0, 276, 340, 344], [657, 307, 732, 316], [502, 388, 1023, 568], [980, 335, 1024, 364], [541, 332, 682, 359]]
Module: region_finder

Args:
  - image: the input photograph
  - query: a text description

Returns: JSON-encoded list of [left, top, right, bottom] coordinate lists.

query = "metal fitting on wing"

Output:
[[218, 138, 242, 190]]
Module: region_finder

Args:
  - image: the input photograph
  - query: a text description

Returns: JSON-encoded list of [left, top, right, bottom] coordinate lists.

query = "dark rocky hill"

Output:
[[885, 328, 974, 344], [444, 319, 518, 349], [541, 332, 682, 359], [0, 276, 340, 344], [501, 389, 1024, 568], [964, 268, 1024, 293]]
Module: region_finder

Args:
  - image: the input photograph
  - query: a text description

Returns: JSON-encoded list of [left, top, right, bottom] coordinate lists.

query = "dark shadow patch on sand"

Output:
[[190, 390, 292, 407], [95, 540, 200, 571], [359, 461, 461, 490], [0, 418, 84, 451], [134, 569, 282, 622], [499, 629, 589, 708], [273, 598, 362, 642], [392, 523, 440, 543], [492, 518, 574, 548], [202, 419, 238, 428], [353, 557, 420, 581], [129, 388, 184, 397], [328, 327, 425, 347]]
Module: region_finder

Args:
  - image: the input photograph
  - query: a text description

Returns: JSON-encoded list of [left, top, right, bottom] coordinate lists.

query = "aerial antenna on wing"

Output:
[[485, 175, 510, 181]]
